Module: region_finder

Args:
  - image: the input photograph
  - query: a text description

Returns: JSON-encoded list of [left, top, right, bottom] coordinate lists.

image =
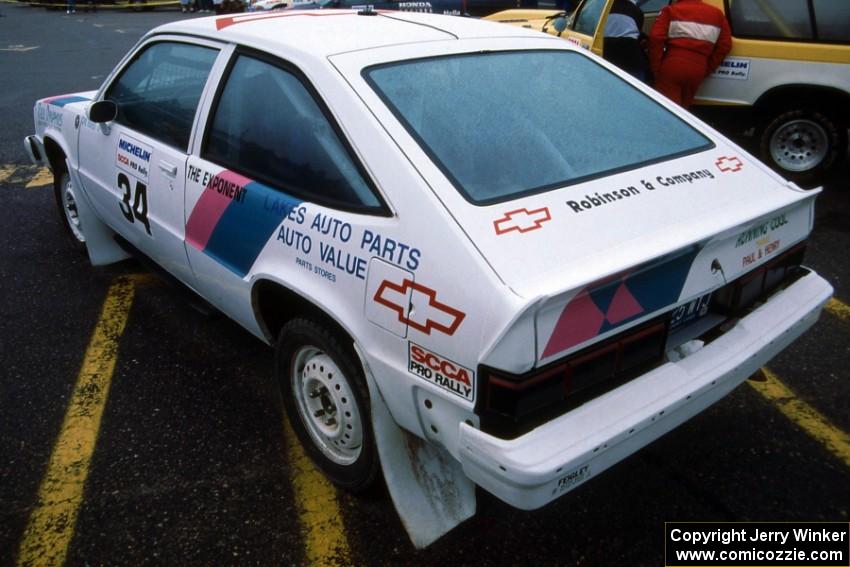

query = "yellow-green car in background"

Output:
[[486, 0, 850, 185]]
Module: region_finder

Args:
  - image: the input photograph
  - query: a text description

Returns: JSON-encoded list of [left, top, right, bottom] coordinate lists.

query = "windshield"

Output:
[[365, 50, 712, 205]]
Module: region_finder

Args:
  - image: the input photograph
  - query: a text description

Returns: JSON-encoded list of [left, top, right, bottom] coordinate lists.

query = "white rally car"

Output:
[[26, 9, 832, 546]]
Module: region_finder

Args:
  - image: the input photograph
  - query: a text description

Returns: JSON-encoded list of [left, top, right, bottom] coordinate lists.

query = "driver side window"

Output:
[[106, 42, 218, 151]]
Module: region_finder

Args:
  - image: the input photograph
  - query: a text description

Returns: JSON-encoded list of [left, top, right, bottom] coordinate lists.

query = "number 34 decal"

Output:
[[118, 172, 152, 236]]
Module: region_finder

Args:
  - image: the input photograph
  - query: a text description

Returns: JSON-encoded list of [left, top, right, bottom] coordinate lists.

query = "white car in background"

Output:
[[25, 10, 832, 547]]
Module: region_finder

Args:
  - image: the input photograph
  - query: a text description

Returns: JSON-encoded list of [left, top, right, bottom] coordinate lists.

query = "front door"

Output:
[[77, 39, 221, 283]]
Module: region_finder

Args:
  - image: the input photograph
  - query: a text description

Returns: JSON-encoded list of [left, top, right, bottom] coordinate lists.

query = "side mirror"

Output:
[[88, 100, 117, 124], [552, 15, 568, 33]]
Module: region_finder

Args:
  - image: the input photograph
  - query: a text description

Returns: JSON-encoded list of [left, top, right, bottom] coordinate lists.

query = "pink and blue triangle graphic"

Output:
[[542, 246, 700, 358]]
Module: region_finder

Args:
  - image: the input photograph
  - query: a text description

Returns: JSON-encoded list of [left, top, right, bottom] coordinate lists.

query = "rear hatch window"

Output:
[[364, 50, 712, 205]]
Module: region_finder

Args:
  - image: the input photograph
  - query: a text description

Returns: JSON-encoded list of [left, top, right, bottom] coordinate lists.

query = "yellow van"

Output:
[[485, 0, 850, 185]]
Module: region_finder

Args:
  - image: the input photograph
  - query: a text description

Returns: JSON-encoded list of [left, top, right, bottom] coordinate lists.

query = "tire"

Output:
[[759, 108, 848, 186], [53, 168, 87, 253], [276, 318, 379, 493]]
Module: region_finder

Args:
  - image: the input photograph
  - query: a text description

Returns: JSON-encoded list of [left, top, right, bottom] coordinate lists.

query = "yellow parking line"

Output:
[[283, 419, 354, 566], [0, 164, 53, 188], [25, 167, 53, 189], [0, 164, 20, 183], [16, 277, 136, 567], [748, 368, 850, 468], [825, 298, 850, 325]]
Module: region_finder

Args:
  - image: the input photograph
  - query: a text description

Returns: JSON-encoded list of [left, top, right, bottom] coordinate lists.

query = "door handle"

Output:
[[159, 161, 178, 177]]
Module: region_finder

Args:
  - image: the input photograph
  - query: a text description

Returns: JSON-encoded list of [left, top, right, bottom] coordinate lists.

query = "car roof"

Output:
[[152, 10, 552, 59]]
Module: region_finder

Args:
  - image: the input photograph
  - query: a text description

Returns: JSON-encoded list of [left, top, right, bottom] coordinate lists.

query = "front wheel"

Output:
[[759, 108, 847, 186], [276, 318, 379, 493], [53, 169, 87, 253]]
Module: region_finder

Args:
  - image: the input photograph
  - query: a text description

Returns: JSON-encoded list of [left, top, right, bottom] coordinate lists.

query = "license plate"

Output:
[[670, 292, 712, 330]]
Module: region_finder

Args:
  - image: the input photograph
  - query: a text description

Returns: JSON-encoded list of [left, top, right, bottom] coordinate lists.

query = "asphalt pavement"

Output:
[[1, 4, 848, 565]]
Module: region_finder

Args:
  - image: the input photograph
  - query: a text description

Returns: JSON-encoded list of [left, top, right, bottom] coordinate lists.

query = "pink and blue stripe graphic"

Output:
[[186, 170, 302, 277], [43, 94, 91, 107]]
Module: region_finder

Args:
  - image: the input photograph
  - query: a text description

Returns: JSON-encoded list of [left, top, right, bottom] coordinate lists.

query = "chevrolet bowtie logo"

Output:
[[493, 207, 552, 235], [715, 156, 743, 173], [373, 279, 465, 336]]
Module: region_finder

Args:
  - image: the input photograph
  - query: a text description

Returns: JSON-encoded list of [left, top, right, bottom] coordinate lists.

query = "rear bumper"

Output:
[[457, 269, 832, 510]]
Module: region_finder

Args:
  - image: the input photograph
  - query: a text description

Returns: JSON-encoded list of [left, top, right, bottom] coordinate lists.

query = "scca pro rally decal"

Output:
[[186, 167, 302, 277], [408, 343, 475, 402], [374, 279, 465, 336], [543, 245, 700, 358]]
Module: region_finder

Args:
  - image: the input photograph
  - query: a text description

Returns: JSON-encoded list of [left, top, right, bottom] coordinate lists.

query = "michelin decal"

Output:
[[711, 57, 750, 81], [117, 135, 152, 183]]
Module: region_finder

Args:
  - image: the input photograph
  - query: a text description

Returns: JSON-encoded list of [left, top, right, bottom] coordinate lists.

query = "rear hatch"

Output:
[[460, 148, 815, 363], [353, 41, 816, 362], [467, 146, 810, 291]]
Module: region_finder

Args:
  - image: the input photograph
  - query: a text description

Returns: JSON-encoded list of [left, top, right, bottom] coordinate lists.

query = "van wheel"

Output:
[[276, 318, 379, 492], [54, 169, 87, 252], [759, 108, 847, 185]]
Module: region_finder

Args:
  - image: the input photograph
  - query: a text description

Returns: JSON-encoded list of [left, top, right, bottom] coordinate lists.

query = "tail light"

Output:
[[479, 319, 668, 439], [713, 242, 806, 316]]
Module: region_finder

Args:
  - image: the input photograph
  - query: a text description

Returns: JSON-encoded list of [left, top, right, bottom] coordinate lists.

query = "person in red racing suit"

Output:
[[648, 0, 731, 108]]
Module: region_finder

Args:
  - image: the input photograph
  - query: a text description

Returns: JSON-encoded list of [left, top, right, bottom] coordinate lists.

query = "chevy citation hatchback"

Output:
[[26, 9, 832, 546]]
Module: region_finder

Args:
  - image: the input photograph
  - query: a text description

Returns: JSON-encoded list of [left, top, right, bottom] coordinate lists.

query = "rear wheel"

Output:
[[759, 108, 847, 185], [53, 169, 87, 253], [276, 318, 379, 492]]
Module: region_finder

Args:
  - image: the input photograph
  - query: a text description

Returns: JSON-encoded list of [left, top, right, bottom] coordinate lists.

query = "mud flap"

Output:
[[359, 350, 476, 548], [67, 167, 130, 266]]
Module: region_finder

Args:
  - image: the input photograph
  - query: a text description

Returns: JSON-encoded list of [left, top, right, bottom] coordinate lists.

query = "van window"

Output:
[[728, 0, 814, 40], [812, 0, 850, 42]]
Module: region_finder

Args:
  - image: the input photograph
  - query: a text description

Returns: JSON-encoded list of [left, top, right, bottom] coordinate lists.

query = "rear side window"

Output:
[[727, 0, 850, 42], [365, 50, 711, 205], [728, 0, 813, 39], [106, 42, 218, 151], [812, 0, 850, 42], [203, 55, 381, 211]]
